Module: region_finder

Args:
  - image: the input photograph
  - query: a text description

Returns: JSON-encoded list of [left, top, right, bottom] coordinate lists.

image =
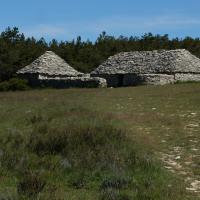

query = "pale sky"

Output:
[[1, 0, 200, 41]]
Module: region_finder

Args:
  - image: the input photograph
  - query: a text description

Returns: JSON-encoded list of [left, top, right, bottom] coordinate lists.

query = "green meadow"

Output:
[[0, 83, 199, 199]]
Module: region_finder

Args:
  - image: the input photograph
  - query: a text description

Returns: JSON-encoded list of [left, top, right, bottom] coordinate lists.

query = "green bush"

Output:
[[0, 193, 18, 200], [100, 188, 120, 200], [0, 81, 10, 91], [17, 170, 46, 198], [0, 78, 29, 91], [27, 121, 135, 171], [68, 171, 87, 189], [100, 176, 131, 190]]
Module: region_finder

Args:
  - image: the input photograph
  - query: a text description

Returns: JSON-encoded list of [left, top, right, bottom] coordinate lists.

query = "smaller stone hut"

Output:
[[91, 49, 200, 87], [17, 51, 107, 88]]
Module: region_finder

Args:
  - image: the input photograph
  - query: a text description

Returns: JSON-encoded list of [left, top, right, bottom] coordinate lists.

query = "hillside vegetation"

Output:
[[0, 83, 199, 199], [1, 27, 200, 83]]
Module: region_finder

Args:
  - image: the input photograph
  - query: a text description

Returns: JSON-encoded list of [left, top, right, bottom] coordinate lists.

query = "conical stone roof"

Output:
[[91, 49, 200, 75], [17, 51, 82, 77]]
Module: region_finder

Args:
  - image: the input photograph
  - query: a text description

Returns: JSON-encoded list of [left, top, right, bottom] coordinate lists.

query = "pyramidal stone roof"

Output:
[[17, 51, 82, 76], [91, 49, 200, 75]]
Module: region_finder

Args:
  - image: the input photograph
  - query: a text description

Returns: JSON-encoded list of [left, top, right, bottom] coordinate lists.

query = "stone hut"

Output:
[[17, 51, 107, 88], [91, 49, 200, 87]]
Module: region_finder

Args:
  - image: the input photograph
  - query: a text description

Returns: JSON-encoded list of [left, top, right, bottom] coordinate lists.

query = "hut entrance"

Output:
[[117, 74, 124, 87]]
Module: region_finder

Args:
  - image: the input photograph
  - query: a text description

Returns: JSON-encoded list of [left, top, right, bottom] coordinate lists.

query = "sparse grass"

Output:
[[0, 83, 199, 199]]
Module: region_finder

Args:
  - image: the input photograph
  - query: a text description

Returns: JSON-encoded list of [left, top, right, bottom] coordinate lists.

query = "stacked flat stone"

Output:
[[91, 49, 200, 86], [17, 51, 107, 88], [92, 49, 200, 74], [17, 51, 83, 77], [38, 76, 107, 88]]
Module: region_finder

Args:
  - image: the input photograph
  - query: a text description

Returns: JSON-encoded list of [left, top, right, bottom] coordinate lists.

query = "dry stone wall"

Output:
[[175, 73, 200, 82], [22, 73, 107, 88], [91, 49, 200, 86], [17, 51, 107, 88], [39, 77, 107, 88], [139, 74, 175, 85], [17, 50, 200, 88]]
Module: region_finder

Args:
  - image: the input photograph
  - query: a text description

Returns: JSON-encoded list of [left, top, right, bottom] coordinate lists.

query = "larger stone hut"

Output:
[[17, 51, 107, 88], [91, 49, 200, 87]]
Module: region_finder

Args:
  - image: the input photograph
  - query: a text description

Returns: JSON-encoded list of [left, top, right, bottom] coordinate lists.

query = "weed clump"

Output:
[[17, 170, 46, 197]]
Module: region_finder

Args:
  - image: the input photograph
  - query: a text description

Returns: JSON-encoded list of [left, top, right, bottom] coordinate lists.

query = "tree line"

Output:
[[1, 27, 200, 82]]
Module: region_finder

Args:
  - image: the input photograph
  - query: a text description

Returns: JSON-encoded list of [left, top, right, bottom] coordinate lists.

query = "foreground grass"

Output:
[[0, 115, 183, 200], [0, 83, 199, 199]]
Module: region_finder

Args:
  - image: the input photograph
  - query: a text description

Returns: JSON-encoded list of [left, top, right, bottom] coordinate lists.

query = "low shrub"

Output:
[[0, 78, 29, 91], [68, 171, 87, 189], [100, 188, 120, 200], [0, 81, 10, 91], [101, 190, 132, 200], [17, 170, 46, 198], [0, 192, 18, 200], [0, 130, 27, 170], [27, 121, 135, 172], [100, 176, 131, 190], [0, 112, 188, 199]]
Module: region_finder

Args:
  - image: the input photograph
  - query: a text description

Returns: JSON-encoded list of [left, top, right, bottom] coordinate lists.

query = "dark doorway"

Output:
[[117, 74, 124, 87]]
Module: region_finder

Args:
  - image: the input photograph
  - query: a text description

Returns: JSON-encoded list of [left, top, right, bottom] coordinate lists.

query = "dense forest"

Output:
[[1, 27, 200, 83]]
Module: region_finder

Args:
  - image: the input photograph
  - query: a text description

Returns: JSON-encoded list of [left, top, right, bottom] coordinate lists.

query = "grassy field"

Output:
[[0, 83, 199, 199]]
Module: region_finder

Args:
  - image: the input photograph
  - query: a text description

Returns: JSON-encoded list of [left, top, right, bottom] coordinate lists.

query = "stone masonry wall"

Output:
[[20, 73, 107, 88], [91, 49, 200, 86], [38, 78, 107, 88], [91, 74, 121, 87], [139, 74, 175, 85], [175, 73, 200, 82], [123, 74, 143, 86]]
